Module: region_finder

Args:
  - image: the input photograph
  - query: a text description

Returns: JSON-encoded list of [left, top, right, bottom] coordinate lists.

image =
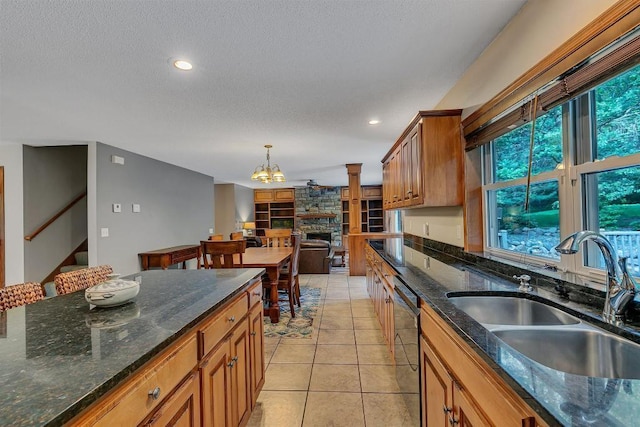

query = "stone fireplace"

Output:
[[294, 187, 342, 245]]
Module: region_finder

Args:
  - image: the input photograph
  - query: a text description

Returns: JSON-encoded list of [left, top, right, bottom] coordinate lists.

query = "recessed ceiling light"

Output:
[[173, 60, 193, 71], [368, 119, 381, 125]]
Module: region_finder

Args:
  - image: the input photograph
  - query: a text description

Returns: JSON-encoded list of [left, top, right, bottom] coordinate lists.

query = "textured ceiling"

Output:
[[0, 0, 525, 188]]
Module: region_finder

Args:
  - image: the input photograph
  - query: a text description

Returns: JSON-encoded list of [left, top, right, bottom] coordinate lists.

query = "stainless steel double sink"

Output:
[[448, 295, 640, 379]]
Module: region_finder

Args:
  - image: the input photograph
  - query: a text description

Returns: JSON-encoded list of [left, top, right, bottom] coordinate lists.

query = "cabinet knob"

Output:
[[442, 405, 452, 414], [251, 331, 257, 336], [407, 190, 413, 195], [449, 416, 459, 425], [227, 360, 235, 368], [232, 356, 239, 362], [228, 315, 236, 322], [148, 386, 161, 400]]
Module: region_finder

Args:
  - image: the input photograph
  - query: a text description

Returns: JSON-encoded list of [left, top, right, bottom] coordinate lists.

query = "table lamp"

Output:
[[243, 222, 256, 236]]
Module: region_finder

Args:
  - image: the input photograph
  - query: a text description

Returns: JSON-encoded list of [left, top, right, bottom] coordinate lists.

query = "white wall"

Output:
[[409, 0, 617, 246], [23, 145, 88, 282], [404, 207, 464, 248], [436, 0, 617, 115], [214, 183, 255, 239], [0, 144, 24, 284], [95, 143, 215, 274]]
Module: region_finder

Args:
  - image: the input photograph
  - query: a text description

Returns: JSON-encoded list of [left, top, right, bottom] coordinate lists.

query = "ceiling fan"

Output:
[[306, 179, 335, 190]]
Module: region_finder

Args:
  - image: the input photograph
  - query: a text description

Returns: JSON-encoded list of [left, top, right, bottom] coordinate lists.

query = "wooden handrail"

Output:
[[25, 190, 87, 241]]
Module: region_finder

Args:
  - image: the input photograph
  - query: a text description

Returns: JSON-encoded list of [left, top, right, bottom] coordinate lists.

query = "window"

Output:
[[485, 106, 563, 261], [484, 64, 640, 276]]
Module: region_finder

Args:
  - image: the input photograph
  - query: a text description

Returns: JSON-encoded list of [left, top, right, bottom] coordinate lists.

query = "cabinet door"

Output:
[[141, 372, 201, 427], [408, 124, 423, 205], [274, 189, 295, 201], [382, 161, 391, 209], [401, 136, 412, 206], [382, 281, 394, 353], [421, 336, 451, 427], [230, 320, 252, 427], [249, 304, 265, 408], [254, 190, 273, 202], [453, 385, 492, 427], [200, 340, 232, 427]]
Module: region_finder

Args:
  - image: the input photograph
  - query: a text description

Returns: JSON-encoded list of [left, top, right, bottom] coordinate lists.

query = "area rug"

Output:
[[263, 287, 321, 338]]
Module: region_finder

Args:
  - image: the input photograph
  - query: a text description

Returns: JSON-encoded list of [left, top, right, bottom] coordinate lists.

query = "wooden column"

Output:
[[346, 164, 362, 234]]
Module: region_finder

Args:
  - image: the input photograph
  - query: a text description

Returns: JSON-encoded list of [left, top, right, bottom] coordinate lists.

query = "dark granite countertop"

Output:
[[0, 268, 264, 427], [374, 237, 640, 427]]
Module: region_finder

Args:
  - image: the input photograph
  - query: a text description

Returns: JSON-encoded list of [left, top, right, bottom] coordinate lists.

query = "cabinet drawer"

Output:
[[247, 281, 263, 308], [200, 293, 249, 357], [78, 334, 198, 427]]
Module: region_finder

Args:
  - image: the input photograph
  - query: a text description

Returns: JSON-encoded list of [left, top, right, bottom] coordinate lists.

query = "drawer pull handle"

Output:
[[228, 316, 236, 322], [252, 291, 261, 296], [148, 386, 161, 400]]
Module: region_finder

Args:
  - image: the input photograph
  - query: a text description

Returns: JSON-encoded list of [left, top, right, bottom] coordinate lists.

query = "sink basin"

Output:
[[448, 296, 580, 326], [494, 328, 640, 379]]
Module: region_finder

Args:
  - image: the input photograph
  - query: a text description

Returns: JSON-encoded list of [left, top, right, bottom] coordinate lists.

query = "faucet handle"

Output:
[[619, 257, 639, 293], [513, 274, 533, 292]]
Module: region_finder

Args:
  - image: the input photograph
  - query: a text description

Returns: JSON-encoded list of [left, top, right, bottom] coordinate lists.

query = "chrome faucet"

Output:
[[555, 231, 637, 326]]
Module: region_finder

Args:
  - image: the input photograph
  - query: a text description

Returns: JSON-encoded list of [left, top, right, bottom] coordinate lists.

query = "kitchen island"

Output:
[[372, 236, 640, 426], [0, 268, 265, 426]]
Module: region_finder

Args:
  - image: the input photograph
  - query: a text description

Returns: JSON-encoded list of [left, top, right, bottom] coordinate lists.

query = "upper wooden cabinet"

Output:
[[254, 188, 295, 202], [382, 110, 463, 209]]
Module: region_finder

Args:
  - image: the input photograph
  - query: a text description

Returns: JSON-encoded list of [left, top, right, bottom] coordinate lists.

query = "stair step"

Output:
[[60, 264, 88, 273], [75, 251, 88, 265]]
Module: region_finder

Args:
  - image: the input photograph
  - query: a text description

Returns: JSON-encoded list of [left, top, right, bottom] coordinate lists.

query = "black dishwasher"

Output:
[[393, 277, 421, 426]]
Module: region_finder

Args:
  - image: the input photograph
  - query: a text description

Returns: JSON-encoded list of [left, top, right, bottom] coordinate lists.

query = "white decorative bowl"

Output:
[[85, 279, 140, 307]]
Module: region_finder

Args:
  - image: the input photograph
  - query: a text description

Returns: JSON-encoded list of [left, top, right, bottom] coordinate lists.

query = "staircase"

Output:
[[43, 250, 89, 297]]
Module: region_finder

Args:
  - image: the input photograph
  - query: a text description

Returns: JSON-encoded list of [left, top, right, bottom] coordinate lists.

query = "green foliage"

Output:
[[599, 204, 640, 230], [492, 65, 640, 221]]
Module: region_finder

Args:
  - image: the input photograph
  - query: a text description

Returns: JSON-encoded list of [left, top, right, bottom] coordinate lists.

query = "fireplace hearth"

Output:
[[306, 232, 332, 243]]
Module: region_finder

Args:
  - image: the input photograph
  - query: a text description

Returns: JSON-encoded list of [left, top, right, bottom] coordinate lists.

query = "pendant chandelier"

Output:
[[250, 144, 286, 183]]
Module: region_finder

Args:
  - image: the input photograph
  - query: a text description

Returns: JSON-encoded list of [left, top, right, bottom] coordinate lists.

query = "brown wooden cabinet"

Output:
[[254, 189, 295, 237], [141, 371, 201, 427], [365, 246, 395, 359], [71, 279, 265, 427], [341, 186, 383, 240], [420, 301, 540, 427], [249, 303, 265, 408], [382, 110, 463, 209]]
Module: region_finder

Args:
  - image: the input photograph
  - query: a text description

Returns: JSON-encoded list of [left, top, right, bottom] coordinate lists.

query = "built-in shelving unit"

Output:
[[254, 189, 295, 237], [341, 186, 384, 237]]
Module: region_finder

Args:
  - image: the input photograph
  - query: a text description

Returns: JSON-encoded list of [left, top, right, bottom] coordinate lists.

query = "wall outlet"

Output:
[[132, 203, 141, 213], [111, 155, 124, 165], [209, 228, 214, 234], [423, 257, 430, 269], [423, 223, 429, 236], [101, 227, 109, 237], [112, 203, 121, 213]]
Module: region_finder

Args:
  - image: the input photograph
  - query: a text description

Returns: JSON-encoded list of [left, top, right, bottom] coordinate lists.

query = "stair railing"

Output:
[[24, 190, 87, 241]]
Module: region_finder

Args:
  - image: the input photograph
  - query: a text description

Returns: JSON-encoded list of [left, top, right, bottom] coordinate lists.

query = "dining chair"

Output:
[[0, 282, 44, 311], [201, 240, 246, 268], [230, 231, 244, 240], [208, 234, 224, 240], [276, 232, 301, 316], [264, 228, 292, 248], [54, 265, 113, 296]]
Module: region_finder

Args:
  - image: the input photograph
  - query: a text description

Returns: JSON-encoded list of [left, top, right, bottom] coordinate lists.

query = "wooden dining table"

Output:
[[242, 246, 292, 323]]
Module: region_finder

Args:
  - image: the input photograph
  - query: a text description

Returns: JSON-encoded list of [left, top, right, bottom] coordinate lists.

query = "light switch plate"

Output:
[[209, 228, 214, 234], [112, 203, 122, 213], [101, 228, 109, 237], [132, 203, 141, 213], [111, 155, 124, 165]]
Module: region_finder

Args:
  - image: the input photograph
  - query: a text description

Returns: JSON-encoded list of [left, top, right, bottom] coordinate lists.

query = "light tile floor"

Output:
[[248, 269, 416, 427]]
